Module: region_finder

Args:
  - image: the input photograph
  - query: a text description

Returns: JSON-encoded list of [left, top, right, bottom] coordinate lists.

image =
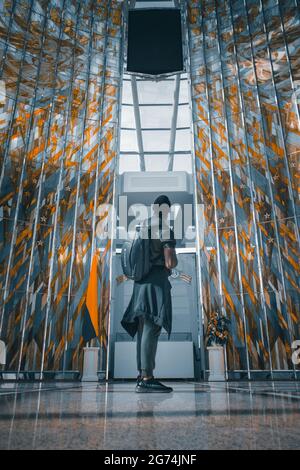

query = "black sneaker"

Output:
[[136, 374, 142, 384], [135, 378, 173, 393]]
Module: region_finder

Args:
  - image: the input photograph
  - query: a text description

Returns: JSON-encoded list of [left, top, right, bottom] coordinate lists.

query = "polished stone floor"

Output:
[[0, 380, 300, 450]]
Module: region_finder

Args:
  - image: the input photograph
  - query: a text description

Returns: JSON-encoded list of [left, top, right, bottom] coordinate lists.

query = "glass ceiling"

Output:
[[119, 0, 192, 174], [119, 73, 192, 173]]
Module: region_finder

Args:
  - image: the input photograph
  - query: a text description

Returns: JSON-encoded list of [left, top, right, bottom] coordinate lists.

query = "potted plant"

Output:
[[206, 310, 230, 381]]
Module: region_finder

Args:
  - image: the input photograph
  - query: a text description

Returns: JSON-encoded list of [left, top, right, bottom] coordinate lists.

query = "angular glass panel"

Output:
[[119, 154, 140, 173], [122, 79, 133, 104], [173, 153, 193, 173], [137, 79, 175, 104], [175, 128, 191, 151], [179, 78, 189, 103], [121, 105, 135, 128], [140, 105, 172, 128], [120, 129, 138, 152], [177, 104, 191, 128], [144, 154, 169, 171], [142, 130, 170, 151]]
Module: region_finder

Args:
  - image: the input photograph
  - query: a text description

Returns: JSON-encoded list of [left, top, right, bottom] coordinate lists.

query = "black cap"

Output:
[[153, 195, 171, 207]]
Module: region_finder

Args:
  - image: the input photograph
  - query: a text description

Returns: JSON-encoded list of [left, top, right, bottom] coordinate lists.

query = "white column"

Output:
[[81, 347, 99, 382], [207, 346, 226, 381], [0, 340, 6, 365]]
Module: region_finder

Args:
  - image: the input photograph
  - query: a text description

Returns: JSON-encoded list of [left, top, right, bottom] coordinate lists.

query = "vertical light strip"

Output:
[[17, 0, 69, 376], [260, 0, 300, 245], [228, 0, 273, 377], [131, 75, 145, 171], [87, 0, 111, 373], [59, 1, 96, 370], [200, 0, 228, 376], [38, 2, 84, 380], [31, 0, 82, 375], [0, 0, 17, 76], [244, 0, 296, 376], [0, 3, 50, 337], [106, 0, 126, 381], [184, 0, 206, 378], [90, 4, 111, 277], [54, 1, 96, 376], [0, 2, 35, 188], [168, 73, 181, 172], [215, 0, 251, 378], [200, 2, 224, 309], [277, 0, 300, 131]]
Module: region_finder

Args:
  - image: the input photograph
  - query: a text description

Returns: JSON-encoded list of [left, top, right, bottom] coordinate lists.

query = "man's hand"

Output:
[[164, 247, 178, 270], [116, 274, 128, 285]]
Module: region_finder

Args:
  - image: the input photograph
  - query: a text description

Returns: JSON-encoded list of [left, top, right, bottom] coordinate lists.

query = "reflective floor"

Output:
[[0, 381, 300, 450]]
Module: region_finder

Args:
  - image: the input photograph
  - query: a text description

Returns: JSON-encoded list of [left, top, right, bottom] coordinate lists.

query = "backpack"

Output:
[[121, 224, 152, 281]]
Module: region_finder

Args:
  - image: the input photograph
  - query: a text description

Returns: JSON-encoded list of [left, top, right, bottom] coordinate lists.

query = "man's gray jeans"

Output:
[[136, 315, 162, 377]]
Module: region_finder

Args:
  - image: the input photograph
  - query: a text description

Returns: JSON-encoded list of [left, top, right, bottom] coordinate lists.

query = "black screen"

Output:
[[127, 9, 183, 75]]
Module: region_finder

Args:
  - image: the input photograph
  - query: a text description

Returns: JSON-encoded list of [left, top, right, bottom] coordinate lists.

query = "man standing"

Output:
[[121, 195, 178, 393]]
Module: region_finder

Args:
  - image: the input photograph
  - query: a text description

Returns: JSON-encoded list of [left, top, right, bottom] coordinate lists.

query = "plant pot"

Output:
[[207, 345, 226, 381]]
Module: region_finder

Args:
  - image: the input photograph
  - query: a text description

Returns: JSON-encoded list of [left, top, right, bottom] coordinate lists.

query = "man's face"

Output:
[[152, 203, 170, 221]]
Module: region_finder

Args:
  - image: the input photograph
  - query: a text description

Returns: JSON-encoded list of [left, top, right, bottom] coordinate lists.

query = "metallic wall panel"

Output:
[[187, 0, 300, 376], [0, 0, 299, 377], [0, 0, 123, 373]]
